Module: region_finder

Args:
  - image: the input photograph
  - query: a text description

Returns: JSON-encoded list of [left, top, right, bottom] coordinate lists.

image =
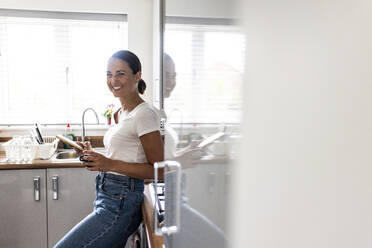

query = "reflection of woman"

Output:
[[54, 50, 164, 248], [162, 54, 227, 248], [163, 54, 201, 162]]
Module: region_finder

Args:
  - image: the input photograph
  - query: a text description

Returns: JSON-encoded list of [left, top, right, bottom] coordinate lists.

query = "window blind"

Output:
[[0, 13, 127, 124], [164, 23, 245, 124]]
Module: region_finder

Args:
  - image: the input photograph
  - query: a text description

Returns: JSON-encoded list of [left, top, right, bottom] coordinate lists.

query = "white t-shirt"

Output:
[[103, 102, 160, 175], [164, 123, 179, 159], [155, 108, 179, 160]]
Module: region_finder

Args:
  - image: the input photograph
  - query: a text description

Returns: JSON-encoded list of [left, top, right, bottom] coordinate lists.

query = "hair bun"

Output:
[[138, 79, 146, 94]]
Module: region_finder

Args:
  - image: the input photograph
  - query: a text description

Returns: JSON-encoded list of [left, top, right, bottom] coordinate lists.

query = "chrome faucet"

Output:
[[82, 108, 100, 142]]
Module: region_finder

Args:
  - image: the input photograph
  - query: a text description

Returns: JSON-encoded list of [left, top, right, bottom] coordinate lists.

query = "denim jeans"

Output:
[[54, 172, 144, 248]]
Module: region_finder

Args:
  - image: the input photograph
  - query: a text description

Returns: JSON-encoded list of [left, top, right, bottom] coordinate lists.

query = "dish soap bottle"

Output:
[[64, 123, 75, 149]]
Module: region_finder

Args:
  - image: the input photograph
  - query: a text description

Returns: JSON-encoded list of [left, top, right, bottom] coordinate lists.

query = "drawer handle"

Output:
[[33, 176, 40, 201], [52, 176, 59, 200]]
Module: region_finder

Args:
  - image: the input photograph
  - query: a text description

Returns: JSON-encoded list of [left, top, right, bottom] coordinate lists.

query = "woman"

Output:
[[112, 53, 199, 161], [54, 50, 164, 248]]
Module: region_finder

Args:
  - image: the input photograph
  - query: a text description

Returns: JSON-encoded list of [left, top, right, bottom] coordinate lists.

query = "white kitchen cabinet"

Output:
[[182, 161, 229, 231], [0, 169, 48, 248], [47, 168, 98, 248], [0, 167, 98, 248]]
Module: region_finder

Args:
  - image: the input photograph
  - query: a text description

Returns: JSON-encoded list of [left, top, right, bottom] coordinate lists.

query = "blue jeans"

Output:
[[54, 172, 144, 248]]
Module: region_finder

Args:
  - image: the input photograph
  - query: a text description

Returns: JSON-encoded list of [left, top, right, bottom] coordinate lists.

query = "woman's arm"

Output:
[[82, 131, 164, 179]]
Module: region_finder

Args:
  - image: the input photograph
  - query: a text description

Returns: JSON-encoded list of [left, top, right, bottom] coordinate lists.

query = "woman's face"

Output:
[[164, 59, 176, 98], [106, 57, 140, 98]]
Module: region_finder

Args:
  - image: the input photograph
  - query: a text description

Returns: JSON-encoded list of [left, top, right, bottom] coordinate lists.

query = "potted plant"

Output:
[[102, 104, 114, 125]]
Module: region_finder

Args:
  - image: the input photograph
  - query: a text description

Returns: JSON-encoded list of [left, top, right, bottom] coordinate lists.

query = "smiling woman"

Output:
[[54, 50, 164, 248], [106, 50, 146, 98], [0, 11, 127, 125]]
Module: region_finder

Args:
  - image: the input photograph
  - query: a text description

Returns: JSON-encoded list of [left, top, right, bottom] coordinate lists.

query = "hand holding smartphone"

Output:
[[76, 141, 94, 163], [79, 154, 94, 163], [56, 135, 94, 164]]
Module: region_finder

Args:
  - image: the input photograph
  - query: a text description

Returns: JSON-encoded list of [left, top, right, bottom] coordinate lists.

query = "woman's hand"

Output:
[[80, 149, 113, 172], [74, 141, 92, 155], [173, 140, 204, 169], [176, 140, 203, 159]]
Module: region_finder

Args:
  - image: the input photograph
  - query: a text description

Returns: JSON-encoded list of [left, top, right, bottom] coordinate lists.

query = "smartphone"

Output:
[[79, 154, 94, 163]]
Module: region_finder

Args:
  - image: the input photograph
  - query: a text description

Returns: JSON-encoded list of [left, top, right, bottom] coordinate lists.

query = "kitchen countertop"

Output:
[[0, 150, 230, 170], [0, 150, 84, 170]]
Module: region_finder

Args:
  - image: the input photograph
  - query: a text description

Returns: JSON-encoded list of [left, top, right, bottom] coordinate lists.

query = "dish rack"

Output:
[[2, 136, 59, 161], [37, 136, 59, 159]]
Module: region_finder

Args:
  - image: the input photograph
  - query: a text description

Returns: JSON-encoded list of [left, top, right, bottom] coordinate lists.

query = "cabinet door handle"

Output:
[[33, 176, 40, 201], [224, 172, 231, 194], [208, 172, 217, 194], [154, 161, 181, 236], [52, 176, 59, 200]]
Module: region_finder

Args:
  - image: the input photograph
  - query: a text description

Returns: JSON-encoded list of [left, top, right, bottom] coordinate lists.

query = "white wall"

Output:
[[166, 0, 234, 18], [0, 0, 130, 14], [126, 0, 154, 103], [0, 0, 234, 18], [231, 0, 372, 247]]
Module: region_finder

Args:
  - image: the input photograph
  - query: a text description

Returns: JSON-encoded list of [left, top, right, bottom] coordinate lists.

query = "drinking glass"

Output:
[[22, 135, 34, 162], [12, 135, 22, 163], [6, 139, 15, 162]]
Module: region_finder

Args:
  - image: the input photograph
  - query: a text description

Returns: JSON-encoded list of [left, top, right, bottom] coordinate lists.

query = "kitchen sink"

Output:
[[54, 147, 106, 160], [55, 151, 79, 159]]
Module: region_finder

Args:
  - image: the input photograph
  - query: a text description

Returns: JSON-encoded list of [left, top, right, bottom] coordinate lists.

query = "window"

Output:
[[164, 22, 245, 124], [0, 11, 127, 124]]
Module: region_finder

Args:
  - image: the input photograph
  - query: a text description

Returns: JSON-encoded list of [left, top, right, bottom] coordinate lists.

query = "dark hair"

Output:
[[164, 53, 175, 66], [111, 50, 146, 94]]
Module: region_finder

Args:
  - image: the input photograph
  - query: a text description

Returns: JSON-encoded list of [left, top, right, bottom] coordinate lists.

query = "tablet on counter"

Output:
[[56, 135, 84, 151]]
